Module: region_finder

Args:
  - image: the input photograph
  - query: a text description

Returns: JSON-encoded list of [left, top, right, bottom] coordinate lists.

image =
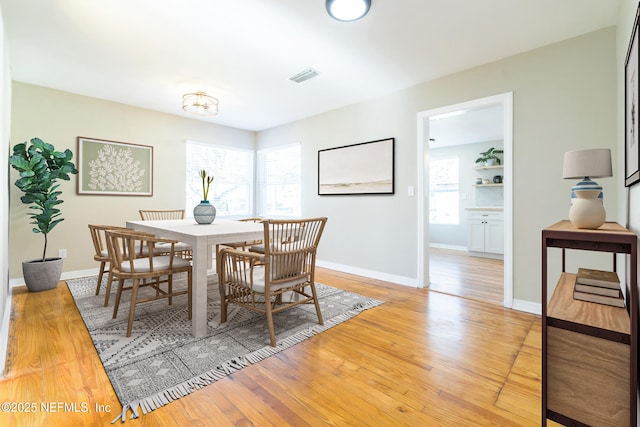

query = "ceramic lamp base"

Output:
[[569, 189, 605, 229]]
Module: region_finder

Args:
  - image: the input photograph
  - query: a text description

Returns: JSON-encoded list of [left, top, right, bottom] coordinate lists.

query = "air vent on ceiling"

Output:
[[289, 68, 320, 83]]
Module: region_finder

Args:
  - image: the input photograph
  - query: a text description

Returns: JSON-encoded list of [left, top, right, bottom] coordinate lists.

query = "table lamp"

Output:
[[562, 148, 612, 229]]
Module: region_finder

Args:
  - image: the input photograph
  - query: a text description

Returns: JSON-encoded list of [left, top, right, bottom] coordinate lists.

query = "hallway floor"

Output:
[[429, 247, 504, 306]]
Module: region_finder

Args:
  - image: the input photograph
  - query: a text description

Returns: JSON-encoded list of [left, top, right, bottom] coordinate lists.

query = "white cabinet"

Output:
[[468, 211, 504, 256]]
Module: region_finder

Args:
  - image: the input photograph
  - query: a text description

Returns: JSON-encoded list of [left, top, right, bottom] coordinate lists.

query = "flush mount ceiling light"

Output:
[[182, 91, 219, 116], [326, 0, 371, 22]]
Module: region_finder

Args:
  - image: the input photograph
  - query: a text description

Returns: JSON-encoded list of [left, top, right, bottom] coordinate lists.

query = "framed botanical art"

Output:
[[77, 137, 153, 196], [626, 5, 640, 187], [318, 138, 394, 195]]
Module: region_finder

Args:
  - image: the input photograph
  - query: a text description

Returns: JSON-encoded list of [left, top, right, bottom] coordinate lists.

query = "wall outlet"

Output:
[[58, 249, 67, 259]]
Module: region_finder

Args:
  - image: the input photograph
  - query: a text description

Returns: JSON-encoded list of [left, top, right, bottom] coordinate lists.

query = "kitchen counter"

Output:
[[466, 207, 504, 211]]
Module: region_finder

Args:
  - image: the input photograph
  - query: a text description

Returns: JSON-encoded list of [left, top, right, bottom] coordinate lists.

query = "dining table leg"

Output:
[[191, 237, 209, 337]]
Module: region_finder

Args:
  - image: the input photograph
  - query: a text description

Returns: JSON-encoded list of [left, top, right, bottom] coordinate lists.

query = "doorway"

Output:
[[416, 93, 513, 308]]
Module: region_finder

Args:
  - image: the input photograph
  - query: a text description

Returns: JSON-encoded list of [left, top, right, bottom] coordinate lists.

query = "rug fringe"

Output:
[[106, 297, 383, 423]]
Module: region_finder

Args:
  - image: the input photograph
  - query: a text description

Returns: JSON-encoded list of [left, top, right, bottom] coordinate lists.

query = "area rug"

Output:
[[66, 274, 383, 423]]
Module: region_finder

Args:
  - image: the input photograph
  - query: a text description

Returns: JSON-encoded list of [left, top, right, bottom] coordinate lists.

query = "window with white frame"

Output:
[[185, 141, 253, 218], [256, 144, 301, 218], [429, 157, 459, 224]]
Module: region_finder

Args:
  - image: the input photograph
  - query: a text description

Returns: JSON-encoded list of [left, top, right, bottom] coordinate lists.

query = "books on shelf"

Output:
[[574, 283, 621, 297], [573, 287, 625, 307], [573, 268, 624, 307], [576, 268, 620, 289]]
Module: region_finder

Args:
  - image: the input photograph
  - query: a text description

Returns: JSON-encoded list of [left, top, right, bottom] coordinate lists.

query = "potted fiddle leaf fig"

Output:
[[9, 137, 78, 291]]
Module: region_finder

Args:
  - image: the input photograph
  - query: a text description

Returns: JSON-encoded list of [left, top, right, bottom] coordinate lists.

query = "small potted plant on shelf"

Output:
[[193, 169, 216, 224], [475, 147, 504, 166], [9, 137, 78, 291]]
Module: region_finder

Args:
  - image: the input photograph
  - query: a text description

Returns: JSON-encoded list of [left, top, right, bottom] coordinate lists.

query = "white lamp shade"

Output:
[[562, 148, 612, 179]]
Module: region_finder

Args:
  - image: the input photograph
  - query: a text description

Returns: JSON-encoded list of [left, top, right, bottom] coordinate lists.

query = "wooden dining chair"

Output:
[[89, 224, 138, 306], [139, 209, 192, 260], [138, 209, 186, 220], [215, 218, 264, 260], [218, 217, 327, 346], [106, 229, 193, 337]]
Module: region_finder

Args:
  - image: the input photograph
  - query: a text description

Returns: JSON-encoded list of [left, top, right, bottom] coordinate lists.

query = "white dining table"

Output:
[[126, 218, 264, 337]]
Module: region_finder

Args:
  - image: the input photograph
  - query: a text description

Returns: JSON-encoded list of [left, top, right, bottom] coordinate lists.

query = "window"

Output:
[[257, 144, 301, 217], [429, 157, 459, 224], [185, 141, 253, 218]]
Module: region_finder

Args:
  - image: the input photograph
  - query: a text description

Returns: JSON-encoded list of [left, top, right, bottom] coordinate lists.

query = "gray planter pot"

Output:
[[22, 257, 63, 292]]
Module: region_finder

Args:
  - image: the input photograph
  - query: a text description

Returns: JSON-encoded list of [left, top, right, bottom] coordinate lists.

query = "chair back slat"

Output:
[[139, 209, 185, 220], [263, 218, 327, 282], [88, 224, 131, 260], [105, 229, 175, 275]]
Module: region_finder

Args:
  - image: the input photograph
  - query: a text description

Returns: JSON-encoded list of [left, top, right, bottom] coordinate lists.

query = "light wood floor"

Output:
[[429, 248, 504, 306], [0, 267, 544, 426]]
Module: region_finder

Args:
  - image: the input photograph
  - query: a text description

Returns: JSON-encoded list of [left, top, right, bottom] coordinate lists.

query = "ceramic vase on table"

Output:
[[194, 200, 216, 224]]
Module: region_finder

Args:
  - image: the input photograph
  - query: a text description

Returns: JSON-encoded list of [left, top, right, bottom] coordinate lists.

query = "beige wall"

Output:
[[258, 27, 618, 304], [8, 83, 255, 279], [7, 26, 619, 307], [619, 1, 640, 309]]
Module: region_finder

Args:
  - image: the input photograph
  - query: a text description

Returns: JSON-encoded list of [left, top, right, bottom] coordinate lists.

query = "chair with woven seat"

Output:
[[218, 217, 327, 347], [139, 209, 192, 259], [106, 229, 193, 337], [89, 224, 138, 306]]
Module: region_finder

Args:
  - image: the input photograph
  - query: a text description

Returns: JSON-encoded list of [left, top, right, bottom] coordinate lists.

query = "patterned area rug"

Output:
[[66, 274, 383, 422]]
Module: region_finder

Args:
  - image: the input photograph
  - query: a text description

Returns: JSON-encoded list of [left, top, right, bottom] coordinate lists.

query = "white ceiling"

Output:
[[0, 0, 621, 132], [429, 104, 504, 148]]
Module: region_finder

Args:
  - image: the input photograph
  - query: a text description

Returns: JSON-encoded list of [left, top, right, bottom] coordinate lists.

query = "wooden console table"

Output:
[[542, 221, 638, 426]]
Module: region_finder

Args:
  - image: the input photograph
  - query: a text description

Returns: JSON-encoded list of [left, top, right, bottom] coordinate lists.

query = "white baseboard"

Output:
[[316, 260, 419, 287], [429, 243, 467, 251], [0, 291, 11, 378], [467, 251, 504, 260], [511, 298, 541, 315], [10, 268, 99, 288]]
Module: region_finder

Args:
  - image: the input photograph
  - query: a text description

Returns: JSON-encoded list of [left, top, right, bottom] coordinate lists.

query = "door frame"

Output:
[[416, 92, 514, 307]]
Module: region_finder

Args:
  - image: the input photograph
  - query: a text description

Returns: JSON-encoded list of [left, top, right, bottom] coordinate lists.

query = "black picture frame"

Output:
[[318, 138, 395, 195], [626, 5, 640, 187]]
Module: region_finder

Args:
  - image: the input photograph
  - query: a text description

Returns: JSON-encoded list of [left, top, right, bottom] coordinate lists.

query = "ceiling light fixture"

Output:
[[182, 91, 219, 116], [326, 0, 371, 22]]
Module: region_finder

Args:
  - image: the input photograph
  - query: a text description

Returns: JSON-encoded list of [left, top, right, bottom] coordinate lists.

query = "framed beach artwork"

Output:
[[626, 5, 640, 187], [318, 138, 395, 195], [77, 137, 153, 196]]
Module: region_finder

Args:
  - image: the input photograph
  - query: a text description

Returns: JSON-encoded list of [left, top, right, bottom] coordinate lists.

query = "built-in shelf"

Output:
[[474, 164, 504, 170], [473, 183, 503, 187]]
